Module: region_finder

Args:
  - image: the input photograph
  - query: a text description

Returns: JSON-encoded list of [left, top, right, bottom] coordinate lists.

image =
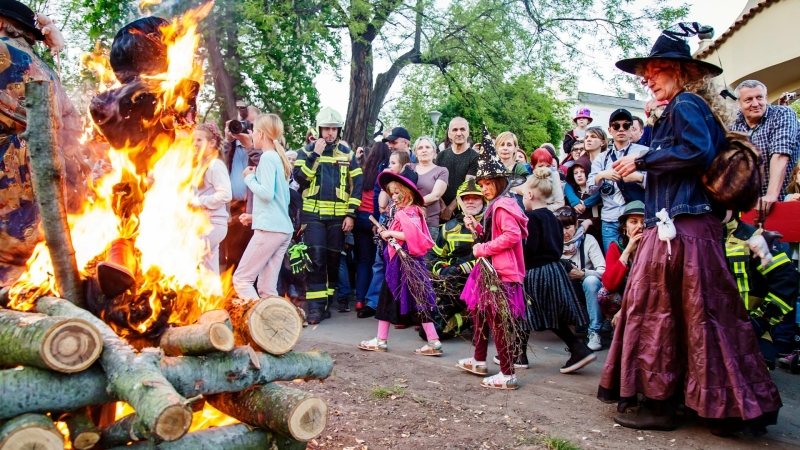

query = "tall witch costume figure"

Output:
[[600, 22, 782, 436], [456, 124, 528, 390]]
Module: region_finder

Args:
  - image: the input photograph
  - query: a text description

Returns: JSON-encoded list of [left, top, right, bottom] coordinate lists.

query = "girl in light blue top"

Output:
[[233, 113, 294, 300]]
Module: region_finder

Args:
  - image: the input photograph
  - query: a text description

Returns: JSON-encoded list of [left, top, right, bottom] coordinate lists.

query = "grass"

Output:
[[370, 384, 405, 399], [542, 435, 581, 450]]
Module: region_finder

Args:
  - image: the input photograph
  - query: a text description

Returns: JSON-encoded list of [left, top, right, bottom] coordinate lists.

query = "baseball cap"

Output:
[[608, 109, 633, 125], [386, 127, 411, 142]]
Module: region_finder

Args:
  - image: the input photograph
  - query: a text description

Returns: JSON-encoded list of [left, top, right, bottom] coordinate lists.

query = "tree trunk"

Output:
[[0, 309, 102, 373], [21, 81, 83, 307], [0, 348, 334, 420], [159, 322, 234, 356], [203, 10, 237, 123], [34, 297, 192, 442], [207, 383, 326, 442], [225, 297, 302, 355], [196, 309, 232, 329], [343, 38, 375, 150], [0, 414, 63, 450], [98, 414, 140, 448], [62, 409, 100, 450], [107, 424, 307, 450]]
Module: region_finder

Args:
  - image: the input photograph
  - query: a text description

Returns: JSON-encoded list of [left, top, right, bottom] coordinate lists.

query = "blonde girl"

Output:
[[233, 114, 294, 300], [192, 122, 232, 275]]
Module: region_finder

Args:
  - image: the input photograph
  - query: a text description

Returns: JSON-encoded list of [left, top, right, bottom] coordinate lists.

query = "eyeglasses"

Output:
[[640, 69, 663, 86], [610, 122, 632, 131]]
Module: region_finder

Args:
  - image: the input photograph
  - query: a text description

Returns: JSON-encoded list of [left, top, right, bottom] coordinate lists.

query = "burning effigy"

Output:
[[0, 3, 330, 449]]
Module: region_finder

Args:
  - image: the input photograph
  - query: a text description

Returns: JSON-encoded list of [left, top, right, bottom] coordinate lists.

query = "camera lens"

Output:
[[229, 120, 245, 134], [600, 180, 615, 195]]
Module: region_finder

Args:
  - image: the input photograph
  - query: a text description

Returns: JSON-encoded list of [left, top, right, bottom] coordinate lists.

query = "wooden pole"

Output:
[[225, 296, 303, 355], [22, 80, 83, 307]]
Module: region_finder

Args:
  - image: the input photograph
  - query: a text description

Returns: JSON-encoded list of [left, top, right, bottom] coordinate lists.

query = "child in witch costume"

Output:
[[358, 172, 443, 355], [457, 125, 529, 390], [517, 169, 596, 373]]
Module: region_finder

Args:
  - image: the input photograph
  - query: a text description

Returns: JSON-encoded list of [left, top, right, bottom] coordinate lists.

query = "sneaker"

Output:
[[323, 309, 331, 319], [338, 300, 350, 313], [357, 306, 376, 318], [560, 343, 596, 374], [587, 332, 602, 351], [307, 308, 324, 325], [492, 355, 529, 369]]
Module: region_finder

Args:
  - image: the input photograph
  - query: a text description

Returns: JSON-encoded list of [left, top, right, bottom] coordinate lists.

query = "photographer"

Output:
[[220, 103, 262, 272], [587, 109, 647, 251]]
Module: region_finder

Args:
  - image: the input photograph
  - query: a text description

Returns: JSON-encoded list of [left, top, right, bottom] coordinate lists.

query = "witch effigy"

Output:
[[456, 124, 529, 390]]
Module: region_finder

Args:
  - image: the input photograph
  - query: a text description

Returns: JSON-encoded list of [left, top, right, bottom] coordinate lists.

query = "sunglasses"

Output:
[[610, 122, 632, 131], [554, 210, 575, 218]]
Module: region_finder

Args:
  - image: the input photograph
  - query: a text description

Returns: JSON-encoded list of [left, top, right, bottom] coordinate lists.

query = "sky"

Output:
[[314, 0, 749, 115]]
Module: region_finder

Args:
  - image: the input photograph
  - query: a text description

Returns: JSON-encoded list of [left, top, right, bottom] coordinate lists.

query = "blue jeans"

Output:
[[602, 221, 620, 253], [582, 275, 604, 334], [353, 212, 377, 302], [337, 256, 351, 301], [364, 247, 385, 310]]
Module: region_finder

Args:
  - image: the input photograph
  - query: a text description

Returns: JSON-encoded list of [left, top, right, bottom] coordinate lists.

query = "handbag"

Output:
[[597, 287, 622, 318]]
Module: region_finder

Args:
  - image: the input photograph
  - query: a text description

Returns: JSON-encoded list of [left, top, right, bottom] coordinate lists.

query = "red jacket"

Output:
[[473, 197, 528, 283], [602, 241, 630, 293]]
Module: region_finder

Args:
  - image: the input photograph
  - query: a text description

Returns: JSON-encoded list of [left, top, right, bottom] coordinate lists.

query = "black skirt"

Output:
[[522, 261, 588, 331]]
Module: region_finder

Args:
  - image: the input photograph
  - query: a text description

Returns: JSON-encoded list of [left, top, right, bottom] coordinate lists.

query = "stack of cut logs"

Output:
[[0, 295, 331, 450]]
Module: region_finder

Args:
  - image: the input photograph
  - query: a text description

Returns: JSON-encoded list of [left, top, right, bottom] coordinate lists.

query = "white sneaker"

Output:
[[587, 332, 602, 351]]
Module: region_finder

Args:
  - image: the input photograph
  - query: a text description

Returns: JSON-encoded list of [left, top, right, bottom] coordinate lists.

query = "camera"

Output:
[[228, 119, 253, 135], [600, 180, 615, 195], [787, 92, 796, 100]]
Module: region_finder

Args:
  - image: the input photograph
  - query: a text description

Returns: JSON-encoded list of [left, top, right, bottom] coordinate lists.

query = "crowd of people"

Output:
[[0, 2, 797, 438]]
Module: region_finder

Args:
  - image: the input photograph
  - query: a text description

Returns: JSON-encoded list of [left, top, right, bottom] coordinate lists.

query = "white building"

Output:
[[571, 92, 647, 131]]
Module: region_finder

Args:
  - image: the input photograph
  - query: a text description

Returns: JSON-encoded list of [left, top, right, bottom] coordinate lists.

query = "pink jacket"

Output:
[[388, 205, 434, 259], [473, 197, 528, 283]]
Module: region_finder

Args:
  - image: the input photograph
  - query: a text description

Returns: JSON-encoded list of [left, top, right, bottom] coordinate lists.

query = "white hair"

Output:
[[285, 150, 298, 158], [735, 80, 767, 98], [413, 136, 437, 153]]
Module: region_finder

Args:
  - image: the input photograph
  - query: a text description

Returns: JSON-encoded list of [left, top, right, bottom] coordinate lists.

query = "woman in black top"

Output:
[[517, 168, 595, 374]]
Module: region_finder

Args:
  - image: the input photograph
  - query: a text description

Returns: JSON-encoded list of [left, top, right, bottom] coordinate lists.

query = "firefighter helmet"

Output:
[[456, 179, 485, 204], [315, 107, 344, 129]]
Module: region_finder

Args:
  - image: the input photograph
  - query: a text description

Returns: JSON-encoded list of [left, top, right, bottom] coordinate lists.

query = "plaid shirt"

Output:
[[731, 104, 799, 197]]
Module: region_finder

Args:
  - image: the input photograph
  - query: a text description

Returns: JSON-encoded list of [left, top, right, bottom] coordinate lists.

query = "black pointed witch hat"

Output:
[[615, 22, 722, 77], [475, 124, 510, 181]]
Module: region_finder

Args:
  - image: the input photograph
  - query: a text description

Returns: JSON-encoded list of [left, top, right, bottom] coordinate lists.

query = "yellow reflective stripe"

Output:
[[350, 168, 363, 177], [301, 165, 315, 177], [306, 291, 328, 299], [293, 159, 305, 167], [432, 245, 445, 257], [449, 234, 474, 243], [758, 253, 790, 275], [766, 292, 793, 314]]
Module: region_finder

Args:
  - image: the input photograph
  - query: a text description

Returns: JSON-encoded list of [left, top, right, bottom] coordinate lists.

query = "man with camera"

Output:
[[588, 109, 648, 251], [220, 102, 262, 272]]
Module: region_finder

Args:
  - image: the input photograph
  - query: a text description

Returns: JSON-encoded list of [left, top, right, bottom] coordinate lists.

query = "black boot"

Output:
[[357, 306, 376, 318], [614, 401, 678, 431], [560, 340, 596, 374]]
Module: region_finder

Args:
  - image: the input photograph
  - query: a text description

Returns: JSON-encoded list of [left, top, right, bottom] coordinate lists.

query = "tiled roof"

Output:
[[577, 92, 646, 110], [696, 0, 781, 58]]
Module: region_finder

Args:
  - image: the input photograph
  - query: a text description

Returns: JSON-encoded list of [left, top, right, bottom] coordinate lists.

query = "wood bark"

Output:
[[107, 424, 306, 450], [98, 414, 140, 448], [22, 80, 84, 307], [202, 9, 238, 123], [225, 297, 302, 355], [207, 383, 327, 442], [0, 348, 333, 419], [196, 310, 232, 329], [62, 410, 100, 450], [159, 322, 234, 356], [0, 309, 102, 373], [34, 297, 192, 442], [343, 38, 374, 149], [0, 414, 63, 450]]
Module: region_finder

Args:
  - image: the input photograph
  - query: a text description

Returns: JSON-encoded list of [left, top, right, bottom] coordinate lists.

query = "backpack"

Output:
[[700, 113, 762, 211]]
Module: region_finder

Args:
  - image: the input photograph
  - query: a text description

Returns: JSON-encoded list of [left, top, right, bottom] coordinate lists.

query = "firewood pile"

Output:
[[0, 296, 330, 450]]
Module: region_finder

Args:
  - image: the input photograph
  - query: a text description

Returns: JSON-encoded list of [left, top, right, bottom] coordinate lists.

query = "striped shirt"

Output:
[[731, 105, 799, 197]]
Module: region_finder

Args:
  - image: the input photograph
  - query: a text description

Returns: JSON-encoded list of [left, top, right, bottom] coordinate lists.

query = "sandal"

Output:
[[480, 373, 518, 390], [414, 340, 443, 356], [358, 337, 387, 352], [456, 357, 488, 375]]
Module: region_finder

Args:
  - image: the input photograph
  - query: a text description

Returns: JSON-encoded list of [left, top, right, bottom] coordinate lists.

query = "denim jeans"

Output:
[[337, 257, 351, 301], [582, 275, 604, 334], [602, 221, 620, 253], [364, 247, 385, 309], [353, 212, 377, 302]]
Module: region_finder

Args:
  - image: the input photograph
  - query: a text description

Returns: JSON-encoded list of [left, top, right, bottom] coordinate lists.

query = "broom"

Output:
[[369, 215, 436, 318]]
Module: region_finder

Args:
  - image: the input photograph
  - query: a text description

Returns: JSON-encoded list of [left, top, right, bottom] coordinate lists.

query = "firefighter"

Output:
[[724, 217, 799, 370], [294, 107, 363, 324], [423, 180, 486, 339]]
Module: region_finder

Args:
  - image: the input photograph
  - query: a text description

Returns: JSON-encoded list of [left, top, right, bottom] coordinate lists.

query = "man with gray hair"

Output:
[[730, 80, 798, 215], [435, 117, 479, 220]]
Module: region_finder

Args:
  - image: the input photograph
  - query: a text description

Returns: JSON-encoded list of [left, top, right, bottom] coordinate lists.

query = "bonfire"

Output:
[[0, 4, 330, 449]]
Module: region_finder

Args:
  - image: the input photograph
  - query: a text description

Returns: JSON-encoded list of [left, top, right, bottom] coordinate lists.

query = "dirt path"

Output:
[[294, 329, 800, 450]]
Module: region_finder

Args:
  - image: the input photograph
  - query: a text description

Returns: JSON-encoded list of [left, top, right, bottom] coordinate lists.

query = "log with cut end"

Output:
[[0, 348, 333, 419], [34, 297, 192, 442], [0, 414, 64, 450], [196, 309, 231, 329], [61, 409, 100, 450], [107, 424, 307, 450], [98, 414, 140, 448], [159, 322, 234, 356], [225, 296, 302, 355], [0, 309, 102, 373], [207, 383, 327, 442]]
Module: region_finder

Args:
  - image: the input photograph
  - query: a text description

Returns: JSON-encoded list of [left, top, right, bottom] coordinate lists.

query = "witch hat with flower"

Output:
[[475, 123, 510, 181]]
